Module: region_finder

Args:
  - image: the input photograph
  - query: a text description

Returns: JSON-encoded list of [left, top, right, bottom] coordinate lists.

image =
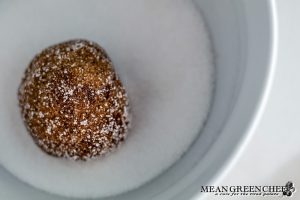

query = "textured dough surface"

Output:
[[18, 39, 130, 160]]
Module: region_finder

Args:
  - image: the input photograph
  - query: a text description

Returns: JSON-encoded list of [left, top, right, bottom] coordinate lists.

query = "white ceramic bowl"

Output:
[[0, 0, 277, 199]]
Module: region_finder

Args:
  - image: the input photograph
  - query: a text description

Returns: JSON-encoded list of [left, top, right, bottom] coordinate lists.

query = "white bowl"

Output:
[[0, 0, 277, 199]]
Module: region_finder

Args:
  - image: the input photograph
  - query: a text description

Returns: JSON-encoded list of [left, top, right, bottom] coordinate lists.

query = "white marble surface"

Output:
[[203, 0, 300, 199]]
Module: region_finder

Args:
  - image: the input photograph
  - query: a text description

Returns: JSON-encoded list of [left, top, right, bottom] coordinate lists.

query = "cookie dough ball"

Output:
[[18, 39, 130, 160]]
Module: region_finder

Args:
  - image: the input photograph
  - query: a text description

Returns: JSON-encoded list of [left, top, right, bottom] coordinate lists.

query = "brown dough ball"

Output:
[[18, 39, 130, 160]]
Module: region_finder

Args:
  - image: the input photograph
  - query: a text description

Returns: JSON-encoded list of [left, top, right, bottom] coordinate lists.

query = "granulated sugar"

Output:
[[0, 0, 214, 198]]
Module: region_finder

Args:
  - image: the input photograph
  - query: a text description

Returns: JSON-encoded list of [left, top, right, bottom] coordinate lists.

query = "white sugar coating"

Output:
[[0, 0, 214, 198]]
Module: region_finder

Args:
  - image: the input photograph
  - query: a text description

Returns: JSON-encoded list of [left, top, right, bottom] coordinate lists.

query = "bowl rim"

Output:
[[148, 0, 278, 199], [189, 0, 278, 199]]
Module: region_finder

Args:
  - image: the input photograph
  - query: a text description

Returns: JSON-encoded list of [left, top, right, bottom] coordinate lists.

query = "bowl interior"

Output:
[[0, 0, 275, 199]]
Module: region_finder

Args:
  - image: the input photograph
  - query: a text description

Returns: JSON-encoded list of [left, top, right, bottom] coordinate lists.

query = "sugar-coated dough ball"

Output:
[[18, 39, 130, 160]]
